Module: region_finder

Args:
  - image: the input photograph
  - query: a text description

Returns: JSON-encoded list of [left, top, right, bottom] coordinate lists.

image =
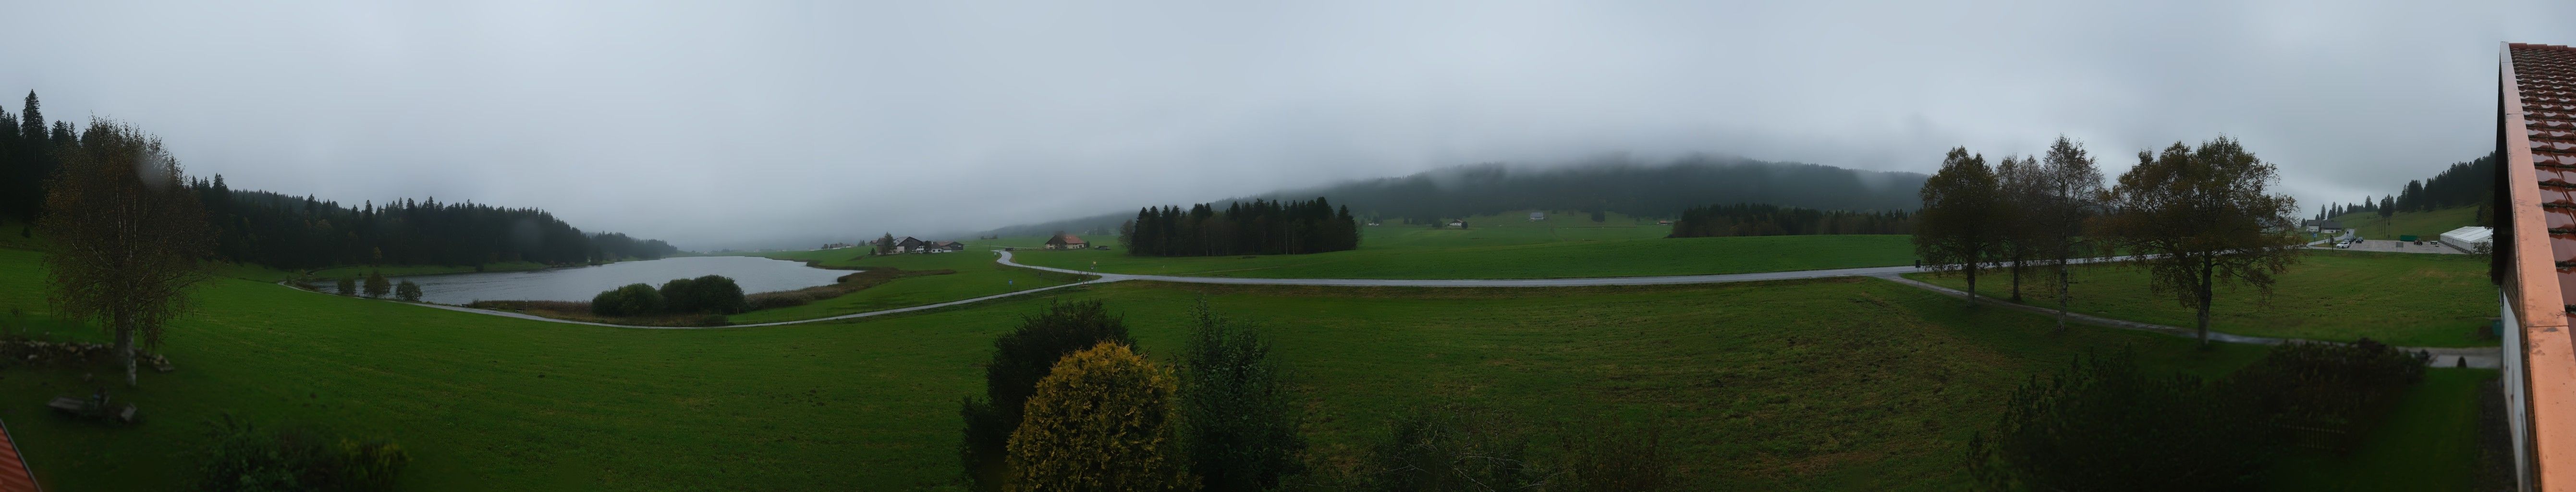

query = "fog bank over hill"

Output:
[[975, 155, 1927, 239]]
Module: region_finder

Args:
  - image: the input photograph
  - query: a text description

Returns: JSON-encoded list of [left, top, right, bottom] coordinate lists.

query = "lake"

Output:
[[391, 256, 852, 305]]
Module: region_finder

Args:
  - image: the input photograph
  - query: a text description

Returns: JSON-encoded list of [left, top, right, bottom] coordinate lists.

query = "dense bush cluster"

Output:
[[590, 283, 665, 316], [196, 415, 409, 492], [1967, 343, 2431, 490], [587, 275, 749, 317], [1119, 197, 1359, 257], [961, 301, 1136, 491], [1005, 342, 1190, 492], [658, 275, 749, 314], [962, 299, 1318, 492], [1668, 203, 1913, 238]]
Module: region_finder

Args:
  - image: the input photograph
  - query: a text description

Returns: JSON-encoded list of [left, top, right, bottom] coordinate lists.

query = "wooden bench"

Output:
[[45, 397, 85, 416]]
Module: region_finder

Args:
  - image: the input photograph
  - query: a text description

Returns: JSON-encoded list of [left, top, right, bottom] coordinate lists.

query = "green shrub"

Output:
[[1348, 406, 1543, 492], [393, 281, 423, 302], [196, 414, 409, 492], [660, 275, 749, 314], [1965, 349, 2275, 491], [1179, 298, 1305, 492], [334, 277, 356, 295], [589, 283, 663, 316], [1556, 422, 1675, 492], [962, 300, 1135, 492], [1005, 342, 1190, 492], [362, 271, 391, 298]]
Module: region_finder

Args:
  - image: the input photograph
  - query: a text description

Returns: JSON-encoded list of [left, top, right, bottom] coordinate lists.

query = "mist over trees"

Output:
[[1119, 198, 1359, 257], [192, 183, 679, 270], [1667, 203, 1913, 238], [984, 156, 1926, 238], [0, 91, 677, 270]]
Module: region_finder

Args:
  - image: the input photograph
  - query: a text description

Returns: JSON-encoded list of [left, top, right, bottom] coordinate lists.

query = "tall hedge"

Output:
[[1006, 342, 1190, 492]]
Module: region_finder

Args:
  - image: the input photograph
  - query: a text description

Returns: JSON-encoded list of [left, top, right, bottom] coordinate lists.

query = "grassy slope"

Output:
[[1008, 226, 1914, 279], [2332, 206, 2480, 241], [0, 246, 2478, 490], [1904, 250, 2497, 347], [722, 249, 1087, 324]]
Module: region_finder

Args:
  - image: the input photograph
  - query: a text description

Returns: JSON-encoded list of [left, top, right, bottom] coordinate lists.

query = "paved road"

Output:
[[995, 249, 2136, 287], [281, 249, 2507, 367]]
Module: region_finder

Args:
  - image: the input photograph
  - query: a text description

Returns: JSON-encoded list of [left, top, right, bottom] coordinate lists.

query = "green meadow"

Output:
[[0, 246, 2484, 490], [1905, 249, 2499, 347], [996, 219, 1915, 279]]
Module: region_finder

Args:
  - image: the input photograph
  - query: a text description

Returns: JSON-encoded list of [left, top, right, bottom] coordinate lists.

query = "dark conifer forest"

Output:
[[1119, 198, 1359, 257], [0, 91, 677, 270], [1667, 203, 1914, 238]]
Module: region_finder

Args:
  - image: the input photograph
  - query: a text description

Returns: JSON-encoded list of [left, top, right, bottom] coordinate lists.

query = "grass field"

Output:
[[0, 245, 2485, 490], [1004, 226, 1914, 279], [2333, 206, 2481, 242], [721, 249, 1089, 324], [1904, 250, 2498, 347], [2265, 369, 2495, 489]]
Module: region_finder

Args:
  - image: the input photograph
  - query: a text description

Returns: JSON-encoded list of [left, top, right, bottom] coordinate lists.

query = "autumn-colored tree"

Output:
[[1915, 148, 2005, 306], [2096, 137, 2302, 346], [39, 119, 214, 386], [1005, 342, 1190, 492]]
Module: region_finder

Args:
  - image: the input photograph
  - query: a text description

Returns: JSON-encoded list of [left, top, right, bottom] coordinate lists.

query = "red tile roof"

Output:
[[0, 418, 37, 492], [2503, 41, 2576, 492]]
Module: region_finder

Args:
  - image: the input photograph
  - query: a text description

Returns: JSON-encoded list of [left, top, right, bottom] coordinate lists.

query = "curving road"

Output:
[[285, 248, 2503, 367]]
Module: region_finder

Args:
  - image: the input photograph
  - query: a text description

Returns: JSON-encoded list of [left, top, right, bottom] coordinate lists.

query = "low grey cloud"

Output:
[[4, 0, 2569, 249]]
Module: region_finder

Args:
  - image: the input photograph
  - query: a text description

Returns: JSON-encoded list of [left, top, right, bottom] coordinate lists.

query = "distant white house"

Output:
[[2302, 219, 2345, 233], [1528, 211, 1545, 221], [2441, 226, 2494, 253]]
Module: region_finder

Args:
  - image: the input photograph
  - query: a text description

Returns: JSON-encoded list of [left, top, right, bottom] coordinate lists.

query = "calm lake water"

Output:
[[392, 256, 852, 305]]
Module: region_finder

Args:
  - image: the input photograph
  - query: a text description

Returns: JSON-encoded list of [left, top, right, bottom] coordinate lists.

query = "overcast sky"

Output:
[[4, 1, 2571, 249]]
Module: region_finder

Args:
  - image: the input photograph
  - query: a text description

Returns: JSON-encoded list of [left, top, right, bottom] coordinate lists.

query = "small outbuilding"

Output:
[[1044, 234, 1088, 250], [2441, 226, 2494, 253]]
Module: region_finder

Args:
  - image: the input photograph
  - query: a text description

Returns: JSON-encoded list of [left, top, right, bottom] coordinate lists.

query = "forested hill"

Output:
[[981, 156, 1927, 237], [0, 90, 678, 270]]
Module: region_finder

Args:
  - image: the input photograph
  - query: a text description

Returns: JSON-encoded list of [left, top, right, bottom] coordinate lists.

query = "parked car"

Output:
[[2335, 241, 2350, 249]]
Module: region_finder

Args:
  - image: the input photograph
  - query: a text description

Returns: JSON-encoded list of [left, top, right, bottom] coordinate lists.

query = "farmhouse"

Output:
[[2302, 219, 2345, 233], [927, 240, 964, 253], [890, 236, 924, 253], [1044, 233, 1087, 250]]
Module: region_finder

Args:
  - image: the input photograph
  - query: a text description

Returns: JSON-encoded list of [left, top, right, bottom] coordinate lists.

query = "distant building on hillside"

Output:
[[1044, 233, 1088, 250], [927, 240, 964, 253], [2302, 219, 2345, 233], [1528, 212, 1545, 221], [891, 236, 924, 253]]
